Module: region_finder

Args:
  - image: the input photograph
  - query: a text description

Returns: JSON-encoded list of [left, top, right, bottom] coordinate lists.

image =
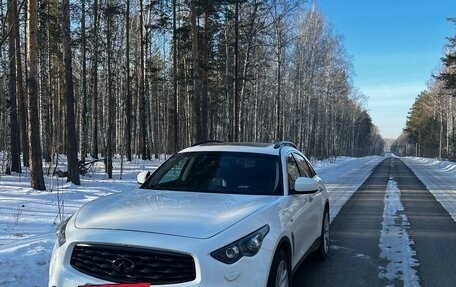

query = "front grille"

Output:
[[70, 244, 196, 285]]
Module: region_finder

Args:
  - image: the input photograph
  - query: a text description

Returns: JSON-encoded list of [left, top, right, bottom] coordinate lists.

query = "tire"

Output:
[[315, 207, 330, 261], [267, 249, 291, 287]]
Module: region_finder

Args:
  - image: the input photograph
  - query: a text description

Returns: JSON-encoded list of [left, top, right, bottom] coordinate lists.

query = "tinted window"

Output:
[[287, 154, 301, 191], [293, 153, 316, 178], [143, 152, 282, 195]]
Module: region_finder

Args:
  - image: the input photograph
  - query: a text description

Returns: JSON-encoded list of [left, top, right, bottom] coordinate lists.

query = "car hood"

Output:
[[74, 189, 277, 239]]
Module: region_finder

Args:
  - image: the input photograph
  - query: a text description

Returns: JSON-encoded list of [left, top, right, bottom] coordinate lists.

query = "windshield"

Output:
[[142, 152, 282, 196]]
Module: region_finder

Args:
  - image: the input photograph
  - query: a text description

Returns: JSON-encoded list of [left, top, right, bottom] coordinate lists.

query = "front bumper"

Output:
[[48, 228, 273, 287]]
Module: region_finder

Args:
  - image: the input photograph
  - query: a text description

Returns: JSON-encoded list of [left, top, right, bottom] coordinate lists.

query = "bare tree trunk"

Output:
[[171, 0, 179, 152], [61, 0, 80, 185], [80, 0, 88, 162], [90, 0, 99, 159], [190, 0, 204, 142], [275, 21, 282, 140], [201, 8, 208, 140], [15, 0, 29, 167], [138, 0, 147, 159], [233, 1, 240, 142], [239, 2, 260, 141], [105, 1, 115, 178], [7, 0, 21, 173], [124, 0, 132, 161], [26, 0, 45, 190], [224, 27, 230, 141], [38, 0, 49, 163]]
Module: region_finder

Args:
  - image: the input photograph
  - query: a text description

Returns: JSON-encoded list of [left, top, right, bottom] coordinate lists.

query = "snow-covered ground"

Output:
[[0, 157, 164, 287], [1, 155, 455, 286]]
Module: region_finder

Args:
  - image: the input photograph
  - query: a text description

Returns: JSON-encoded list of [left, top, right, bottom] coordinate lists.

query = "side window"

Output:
[[293, 153, 316, 178], [156, 157, 188, 185], [287, 154, 301, 190]]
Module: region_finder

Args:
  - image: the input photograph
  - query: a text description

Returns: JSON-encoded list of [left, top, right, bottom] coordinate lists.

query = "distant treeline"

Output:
[[392, 18, 456, 159]]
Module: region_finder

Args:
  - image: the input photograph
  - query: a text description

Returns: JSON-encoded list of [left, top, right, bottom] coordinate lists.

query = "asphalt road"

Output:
[[292, 157, 456, 287]]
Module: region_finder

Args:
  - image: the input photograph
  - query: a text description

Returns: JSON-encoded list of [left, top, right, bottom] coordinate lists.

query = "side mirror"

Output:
[[137, 171, 151, 185], [294, 177, 318, 194]]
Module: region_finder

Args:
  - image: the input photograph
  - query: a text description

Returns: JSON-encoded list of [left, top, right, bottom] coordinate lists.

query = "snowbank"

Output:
[[0, 157, 163, 286]]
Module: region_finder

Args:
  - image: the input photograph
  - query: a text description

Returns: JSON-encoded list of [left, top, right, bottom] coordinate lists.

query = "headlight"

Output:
[[211, 225, 270, 264], [56, 216, 71, 247]]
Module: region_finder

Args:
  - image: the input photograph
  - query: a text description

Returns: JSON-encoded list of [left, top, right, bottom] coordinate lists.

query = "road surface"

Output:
[[293, 157, 456, 287]]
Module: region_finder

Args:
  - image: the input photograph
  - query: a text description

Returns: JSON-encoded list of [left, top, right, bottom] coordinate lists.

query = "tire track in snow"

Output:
[[378, 178, 420, 287]]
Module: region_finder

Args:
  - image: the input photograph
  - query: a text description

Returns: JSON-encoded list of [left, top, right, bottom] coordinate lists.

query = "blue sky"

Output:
[[317, 0, 456, 139]]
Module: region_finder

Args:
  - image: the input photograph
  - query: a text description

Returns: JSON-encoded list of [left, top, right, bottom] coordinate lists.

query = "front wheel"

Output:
[[267, 250, 291, 287], [315, 208, 330, 261]]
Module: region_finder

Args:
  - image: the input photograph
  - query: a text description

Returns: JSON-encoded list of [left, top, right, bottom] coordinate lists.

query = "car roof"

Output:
[[179, 141, 297, 156]]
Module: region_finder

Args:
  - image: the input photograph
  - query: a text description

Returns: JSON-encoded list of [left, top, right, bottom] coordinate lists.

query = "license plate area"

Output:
[[80, 283, 150, 287]]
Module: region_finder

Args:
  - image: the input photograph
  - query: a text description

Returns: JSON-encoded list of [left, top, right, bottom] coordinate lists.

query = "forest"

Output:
[[392, 18, 456, 160], [0, 0, 384, 189]]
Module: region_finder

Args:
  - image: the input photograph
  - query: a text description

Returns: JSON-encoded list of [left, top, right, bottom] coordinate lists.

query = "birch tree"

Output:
[[14, 0, 28, 167]]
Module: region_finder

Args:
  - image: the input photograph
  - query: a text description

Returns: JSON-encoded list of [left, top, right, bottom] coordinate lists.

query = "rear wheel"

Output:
[[315, 208, 330, 261], [267, 249, 291, 287]]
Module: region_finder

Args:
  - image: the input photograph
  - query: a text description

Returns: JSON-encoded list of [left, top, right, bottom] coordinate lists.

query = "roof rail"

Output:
[[191, 140, 224, 147], [273, 141, 297, 149]]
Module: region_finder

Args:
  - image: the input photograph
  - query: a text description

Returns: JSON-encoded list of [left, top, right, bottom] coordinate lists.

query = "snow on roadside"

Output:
[[0, 155, 382, 286], [401, 157, 456, 222]]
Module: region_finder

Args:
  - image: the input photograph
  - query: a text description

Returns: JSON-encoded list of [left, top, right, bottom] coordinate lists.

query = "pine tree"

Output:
[[61, 0, 80, 185], [7, 0, 21, 173], [436, 19, 456, 95], [26, 0, 46, 190]]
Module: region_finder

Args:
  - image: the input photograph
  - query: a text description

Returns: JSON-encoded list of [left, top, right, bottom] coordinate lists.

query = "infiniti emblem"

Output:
[[111, 257, 136, 274]]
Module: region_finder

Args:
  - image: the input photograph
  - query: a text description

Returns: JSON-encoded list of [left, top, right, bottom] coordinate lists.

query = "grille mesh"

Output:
[[70, 244, 196, 285]]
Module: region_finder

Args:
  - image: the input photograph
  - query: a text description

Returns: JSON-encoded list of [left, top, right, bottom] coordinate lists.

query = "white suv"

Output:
[[49, 141, 329, 287]]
